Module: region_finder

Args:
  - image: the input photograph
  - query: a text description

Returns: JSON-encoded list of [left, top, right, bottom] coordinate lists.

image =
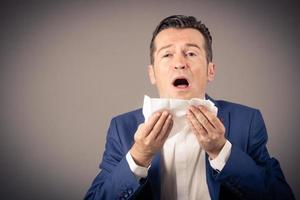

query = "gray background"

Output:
[[0, 0, 299, 199]]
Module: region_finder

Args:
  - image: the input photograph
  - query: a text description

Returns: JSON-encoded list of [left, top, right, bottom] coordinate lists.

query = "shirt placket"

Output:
[[176, 131, 189, 200]]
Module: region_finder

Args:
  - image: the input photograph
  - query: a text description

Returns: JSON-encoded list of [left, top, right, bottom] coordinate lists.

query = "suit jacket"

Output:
[[84, 97, 295, 200]]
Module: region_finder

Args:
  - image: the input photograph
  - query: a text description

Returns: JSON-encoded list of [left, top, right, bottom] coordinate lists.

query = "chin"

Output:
[[168, 92, 198, 100]]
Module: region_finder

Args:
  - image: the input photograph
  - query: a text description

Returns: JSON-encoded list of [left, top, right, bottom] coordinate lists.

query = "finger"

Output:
[[189, 106, 214, 133], [198, 105, 226, 134], [187, 116, 205, 141], [142, 111, 162, 137], [156, 114, 173, 141], [187, 109, 208, 136], [147, 110, 170, 140], [164, 118, 173, 141], [198, 105, 218, 128]]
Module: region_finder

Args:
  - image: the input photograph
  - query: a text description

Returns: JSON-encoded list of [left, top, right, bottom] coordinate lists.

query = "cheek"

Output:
[[155, 72, 172, 90], [155, 63, 171, 76], [192, 68, 208, 84], [156, 74, 170, 86], [193, 66, 207, 77], [157, 56, 174, 67]]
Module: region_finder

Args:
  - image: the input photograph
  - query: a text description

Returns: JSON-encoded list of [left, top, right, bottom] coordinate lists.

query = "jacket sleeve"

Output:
[[213, 110, 295, 200], [84, 118, 147, 200]]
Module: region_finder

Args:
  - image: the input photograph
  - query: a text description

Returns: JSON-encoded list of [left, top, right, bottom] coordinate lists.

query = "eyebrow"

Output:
[[157, 44, 173, 55], [156, 43, 202, 55], [185, 43, 201, 50]]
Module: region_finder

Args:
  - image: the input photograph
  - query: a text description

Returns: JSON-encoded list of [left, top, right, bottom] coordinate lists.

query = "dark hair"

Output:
[[150, 15, 213, 65]]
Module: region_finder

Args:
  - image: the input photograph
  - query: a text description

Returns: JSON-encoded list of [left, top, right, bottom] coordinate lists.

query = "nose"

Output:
[[173, 55, 187, 70], [175, 64, 185, 70]]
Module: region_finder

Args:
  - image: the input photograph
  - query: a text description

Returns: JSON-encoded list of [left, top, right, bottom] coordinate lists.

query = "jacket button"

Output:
[[128, 188, 133, 194]]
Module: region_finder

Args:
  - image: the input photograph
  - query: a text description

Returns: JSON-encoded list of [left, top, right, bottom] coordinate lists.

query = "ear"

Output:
[[148, 64, 156, 85], [207, 62, 216, 82]]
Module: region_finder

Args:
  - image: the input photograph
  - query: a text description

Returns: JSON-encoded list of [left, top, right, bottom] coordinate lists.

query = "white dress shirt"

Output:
[[126, 95, 232, 200]]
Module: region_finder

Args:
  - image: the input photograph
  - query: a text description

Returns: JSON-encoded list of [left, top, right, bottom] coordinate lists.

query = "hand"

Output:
[[130, 110, 173, 167], [186, 105, 226, 159]]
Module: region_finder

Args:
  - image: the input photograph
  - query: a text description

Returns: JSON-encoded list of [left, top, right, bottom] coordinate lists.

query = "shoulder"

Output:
[[112, 108, 144, 127], [215, 99, 267, 145], [214, 99, 265, 125], [215, 99, 259, 115]]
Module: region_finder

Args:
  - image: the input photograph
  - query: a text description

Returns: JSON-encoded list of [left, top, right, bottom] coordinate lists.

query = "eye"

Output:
[[186, 52, 196, 57], [162, 53, 172, 58]]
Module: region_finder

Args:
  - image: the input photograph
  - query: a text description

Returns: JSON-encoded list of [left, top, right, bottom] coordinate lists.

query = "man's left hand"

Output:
[[187, 105, 226, 159]]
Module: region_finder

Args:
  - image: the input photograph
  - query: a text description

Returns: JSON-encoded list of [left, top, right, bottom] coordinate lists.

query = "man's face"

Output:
[[148, 28, 215, 100]]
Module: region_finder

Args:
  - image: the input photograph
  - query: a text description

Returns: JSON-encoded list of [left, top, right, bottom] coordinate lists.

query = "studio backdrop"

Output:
[[0, 1, 299, 199]]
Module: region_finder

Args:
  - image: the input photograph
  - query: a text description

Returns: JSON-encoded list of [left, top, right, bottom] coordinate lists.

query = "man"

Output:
[[85, 15, 294, 200]]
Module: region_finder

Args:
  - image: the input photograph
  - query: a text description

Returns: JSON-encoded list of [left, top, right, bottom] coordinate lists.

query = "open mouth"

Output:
[[173, 78, 189, 88]]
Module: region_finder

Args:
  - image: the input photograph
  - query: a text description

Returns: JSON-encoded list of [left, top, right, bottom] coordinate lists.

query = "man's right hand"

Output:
[[130, 110, 173, 167]]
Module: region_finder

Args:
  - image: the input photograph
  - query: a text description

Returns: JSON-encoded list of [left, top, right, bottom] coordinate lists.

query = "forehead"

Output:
[[154, 28, 205, 50]]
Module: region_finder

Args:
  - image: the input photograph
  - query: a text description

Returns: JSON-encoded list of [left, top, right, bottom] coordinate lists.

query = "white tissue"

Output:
[[142, 95, 218, 122]]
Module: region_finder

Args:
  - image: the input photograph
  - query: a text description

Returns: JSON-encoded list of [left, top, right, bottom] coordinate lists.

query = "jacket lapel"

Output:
[[205, 95, 230, 200], [149, 154, 161, 200]]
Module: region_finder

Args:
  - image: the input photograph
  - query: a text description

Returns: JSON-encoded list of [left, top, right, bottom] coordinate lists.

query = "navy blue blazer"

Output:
[[85, 97, 294, 200]]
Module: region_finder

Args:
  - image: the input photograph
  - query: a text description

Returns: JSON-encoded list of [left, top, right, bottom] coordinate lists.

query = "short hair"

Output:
[[150, 15, 213, 65]]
